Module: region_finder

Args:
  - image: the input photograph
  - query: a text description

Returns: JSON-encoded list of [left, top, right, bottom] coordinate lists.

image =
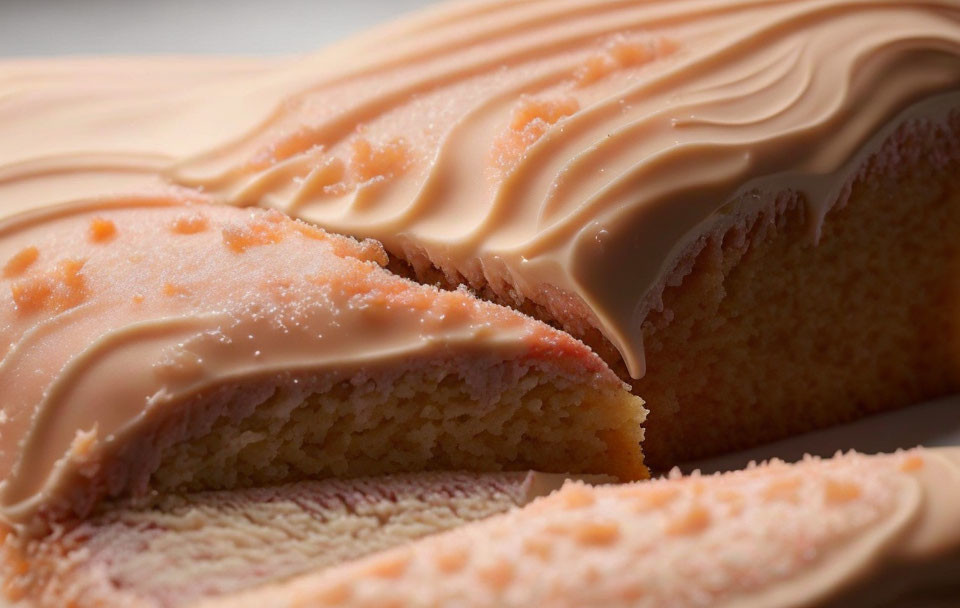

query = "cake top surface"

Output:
[[2, 2, 959, 377], [0, 196, 606, 526], [201, 447, 960, 608]]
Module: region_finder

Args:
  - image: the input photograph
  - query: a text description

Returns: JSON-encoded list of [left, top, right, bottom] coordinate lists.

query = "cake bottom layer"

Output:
[[2, 471, 574, 608]]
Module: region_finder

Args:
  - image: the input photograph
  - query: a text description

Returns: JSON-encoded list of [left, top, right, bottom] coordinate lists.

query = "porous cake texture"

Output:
[[204, 448, 960, 608], [4, 471, 577, 608], [0, 199, 645, 532]]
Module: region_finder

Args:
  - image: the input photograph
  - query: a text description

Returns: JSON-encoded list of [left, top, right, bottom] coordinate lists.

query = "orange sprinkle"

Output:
[[364, 553, 409, 579], [293, 221, 328, 242], [262, 209, 287, 223], [3, 246, 39, 278], [132, 294, 145, 305], [222, 219, 286, 254], [10, 258, 88, 314], [163, 283, 189, 297], [654, 36, 679, 56], [509, 96, 580, 132], [170, 213, 209, 235], [522, 537, 553, 561], [307, 582, 352, 606], [763, 476, 802, 503], [350, 137, 412, 184], [623, 484, 679, 512], [824, 479, 862, 504], [608, 36, 653, 66], [665, 504, 711, 536], [433, 547, 470, 574], [492, 96, 580, 174], [574, 54, 617, 86], [88, 217, 117, 243], [575, 34, 678, 88], [899, 454, 925, 472], [573, 521, 620, 547], [560, 485, 596, 510], [11, 277, 53, 313], [476, 560, 514, 591]]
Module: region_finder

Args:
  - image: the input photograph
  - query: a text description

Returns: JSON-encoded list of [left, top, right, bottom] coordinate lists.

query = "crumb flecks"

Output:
[[3, 246, 39, 278], [491, 95, 580, 175], [88, 218, 117, 243]]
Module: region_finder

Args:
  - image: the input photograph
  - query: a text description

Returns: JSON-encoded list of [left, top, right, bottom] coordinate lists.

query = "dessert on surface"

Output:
[[4, 471, 582, 608], [203, 448, 960, 608], [0, 198, 645, 532], [0, 0, 959, 606], [2, 1, 959, 467]]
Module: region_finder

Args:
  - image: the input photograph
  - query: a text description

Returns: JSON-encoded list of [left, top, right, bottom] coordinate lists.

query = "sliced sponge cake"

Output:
[[0, 198, 645, 533]]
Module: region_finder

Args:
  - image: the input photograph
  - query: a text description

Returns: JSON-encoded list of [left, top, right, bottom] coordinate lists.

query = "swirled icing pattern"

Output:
[[172, 0, 960, 376], [1, 2, 959, 376], [0, 199, 613, 525]]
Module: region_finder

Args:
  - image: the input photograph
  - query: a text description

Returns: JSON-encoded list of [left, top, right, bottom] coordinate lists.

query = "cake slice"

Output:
[[204, 447, 960, 608], [3, 471, 584, 608], [0, 197, 645, 533], [162, 0, 960, 469]]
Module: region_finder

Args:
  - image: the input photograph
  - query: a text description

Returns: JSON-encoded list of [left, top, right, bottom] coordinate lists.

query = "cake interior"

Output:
[[46, 354, 641, 529]]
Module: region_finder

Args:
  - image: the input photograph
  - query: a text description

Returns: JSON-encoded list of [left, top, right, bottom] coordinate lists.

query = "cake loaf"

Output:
[[2, 2, 959, 469], [4, 471, 581, 608], [204, 448, 960, 608], [157, 0, 959, 468], [0, 197, 645, 533]]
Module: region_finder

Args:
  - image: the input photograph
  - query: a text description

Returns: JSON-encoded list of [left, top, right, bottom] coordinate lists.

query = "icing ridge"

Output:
[[0, 2, 958, 376], [0, 198, 608, 526], [173, 0, 960, 377]]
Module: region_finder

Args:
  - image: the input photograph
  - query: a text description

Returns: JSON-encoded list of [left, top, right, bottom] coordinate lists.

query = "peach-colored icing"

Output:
[[0, 197, 613, 527], [200, 448, 960, 608], [2, 2, 958, 377]]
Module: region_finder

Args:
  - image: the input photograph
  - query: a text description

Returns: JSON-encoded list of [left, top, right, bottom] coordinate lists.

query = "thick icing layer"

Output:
[[1, 3, 959, 377], [200, 448, 960, 608], [168, 0, 960, 377], [0, 198, 605, 524]]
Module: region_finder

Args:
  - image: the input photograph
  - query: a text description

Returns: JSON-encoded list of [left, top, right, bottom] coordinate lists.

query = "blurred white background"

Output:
[[0, 0, 439, 56]]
